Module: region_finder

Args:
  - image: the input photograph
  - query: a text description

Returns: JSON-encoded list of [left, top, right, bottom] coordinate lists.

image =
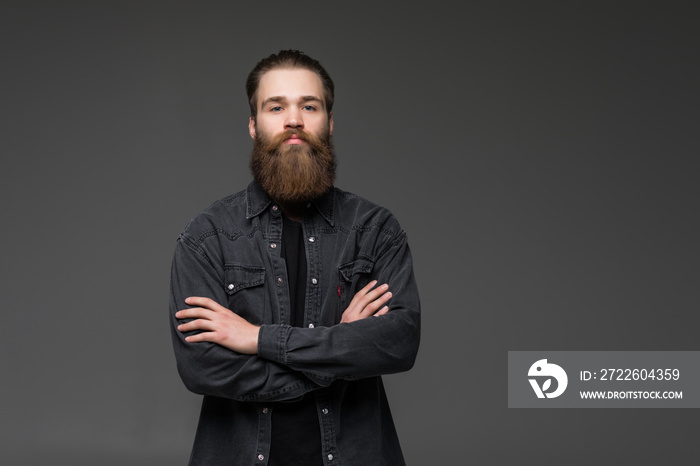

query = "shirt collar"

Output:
[[246, 180, 335, 227]]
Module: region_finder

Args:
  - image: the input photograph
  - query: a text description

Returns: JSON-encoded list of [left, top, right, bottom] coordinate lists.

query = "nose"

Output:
[[284, 108, 303, 130]]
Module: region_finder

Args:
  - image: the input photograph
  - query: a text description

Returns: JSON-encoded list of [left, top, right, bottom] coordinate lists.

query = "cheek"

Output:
[[308, 117, 330, 135], [255, 117, 281, 135]]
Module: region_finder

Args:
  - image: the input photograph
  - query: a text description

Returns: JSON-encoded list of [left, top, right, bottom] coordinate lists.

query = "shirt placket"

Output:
[[302, 208, 321, 329], [255, 404, 272, 464], [255, 203, 287, 465], [303, 208, 340, 464], [315, 389, 339, 465], [267, 203, 290, 326]]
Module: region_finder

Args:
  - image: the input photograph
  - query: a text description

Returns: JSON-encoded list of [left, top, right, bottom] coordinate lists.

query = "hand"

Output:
[[340, 280, 392, 324], [176, 297, 260, 354]]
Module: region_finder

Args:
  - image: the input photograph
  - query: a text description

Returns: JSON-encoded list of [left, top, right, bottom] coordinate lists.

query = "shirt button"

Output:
[[308, 323, 315, 328], [328, 454, 334, 461], [277, 277, 283, 284], [258, 454, 264, 461], [322, 408, 328, 415], [308, 236, 315, 243], [270, 243, 277, 249], [227, 284, 234, 290], [262, 407, 268, 414], [272, 205, 278, 211], [306, 203, 312, 208], [311, 278, 318, 285]]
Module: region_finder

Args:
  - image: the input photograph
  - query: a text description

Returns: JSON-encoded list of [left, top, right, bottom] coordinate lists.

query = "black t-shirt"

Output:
[[268, 216, 323, 466], [281, 216, 307, 328]]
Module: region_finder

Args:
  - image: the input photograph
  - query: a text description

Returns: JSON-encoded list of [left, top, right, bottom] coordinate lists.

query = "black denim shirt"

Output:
[[170, 181, 421, 466]]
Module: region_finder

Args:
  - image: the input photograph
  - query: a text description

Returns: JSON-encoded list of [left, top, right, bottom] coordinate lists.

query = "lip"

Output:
[[285, 136, 304, 145]]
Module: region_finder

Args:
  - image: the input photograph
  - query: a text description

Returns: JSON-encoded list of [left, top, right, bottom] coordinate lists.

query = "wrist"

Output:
[[252, 325, 261, 354], [244, 325, 261, 355]]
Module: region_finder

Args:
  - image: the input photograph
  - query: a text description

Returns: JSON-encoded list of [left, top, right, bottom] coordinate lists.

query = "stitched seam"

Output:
[[377, 230, 407, 261], [222, 191, 246, 204], [194, 227, 243, 244], [179, 235, 212, 264], [279, 325, 290, 364], [352, 222, 398, 237], [236, 380, 309, 401]]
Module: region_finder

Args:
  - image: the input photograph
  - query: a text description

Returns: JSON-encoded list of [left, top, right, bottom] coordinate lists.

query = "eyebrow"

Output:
[[260, 95, 324, 109]]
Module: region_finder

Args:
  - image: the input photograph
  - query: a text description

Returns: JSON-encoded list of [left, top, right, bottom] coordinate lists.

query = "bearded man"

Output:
[[169, 50, 421, 466]]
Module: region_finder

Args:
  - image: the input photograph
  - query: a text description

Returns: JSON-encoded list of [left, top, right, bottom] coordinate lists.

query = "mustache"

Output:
[[258, 128, 329, 153]]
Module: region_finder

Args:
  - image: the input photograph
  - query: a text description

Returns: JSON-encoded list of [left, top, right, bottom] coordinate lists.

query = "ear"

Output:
[[248, 117, 256, 139], [328, 111, 334, 135]]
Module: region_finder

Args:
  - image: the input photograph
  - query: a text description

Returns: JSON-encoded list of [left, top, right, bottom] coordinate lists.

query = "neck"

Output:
[[278, 201, 304, 222]]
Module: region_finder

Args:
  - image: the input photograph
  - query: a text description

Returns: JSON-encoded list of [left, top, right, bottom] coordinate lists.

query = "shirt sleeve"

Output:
[[169, 235, 317, 402], [257, 230, 421, 386]]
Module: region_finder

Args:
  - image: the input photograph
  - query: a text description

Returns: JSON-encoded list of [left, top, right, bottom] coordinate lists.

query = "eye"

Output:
[[269, 106, 283, 112], [302, 105, 317, 111]]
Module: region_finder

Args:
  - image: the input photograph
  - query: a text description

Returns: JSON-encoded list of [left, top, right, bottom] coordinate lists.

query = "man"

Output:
[[170, 50, 420, 465]]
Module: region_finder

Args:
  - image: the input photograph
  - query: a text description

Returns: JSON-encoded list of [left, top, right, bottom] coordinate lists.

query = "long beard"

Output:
[[250, 126, 336, 203]]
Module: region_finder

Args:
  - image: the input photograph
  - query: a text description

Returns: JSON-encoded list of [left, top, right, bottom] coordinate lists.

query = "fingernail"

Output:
[[381, 283, 388, 290], [385, 292, 392, 298]]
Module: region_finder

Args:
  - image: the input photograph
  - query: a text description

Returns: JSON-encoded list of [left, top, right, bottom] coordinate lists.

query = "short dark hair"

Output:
[[246, 49, 335, 117]]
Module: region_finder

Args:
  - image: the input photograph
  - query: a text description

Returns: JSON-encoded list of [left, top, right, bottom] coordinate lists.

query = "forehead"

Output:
[[256, 68, 325, 107]]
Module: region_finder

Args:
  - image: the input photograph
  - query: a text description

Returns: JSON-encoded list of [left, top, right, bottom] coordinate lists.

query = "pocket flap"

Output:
[[339, 257, 375, 282], [224, 265, 265, 295]]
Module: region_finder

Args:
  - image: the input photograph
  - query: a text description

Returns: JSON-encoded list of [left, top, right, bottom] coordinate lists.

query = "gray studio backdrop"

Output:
[[1, 3, 698, 465]]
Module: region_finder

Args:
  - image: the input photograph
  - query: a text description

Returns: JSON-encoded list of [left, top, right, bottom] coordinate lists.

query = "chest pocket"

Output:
[[337, 256, 375, 321], [224, 264, 266, 324]]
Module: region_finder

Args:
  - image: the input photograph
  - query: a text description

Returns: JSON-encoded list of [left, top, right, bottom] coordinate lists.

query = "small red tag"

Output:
[[337, 285, 341, 297]]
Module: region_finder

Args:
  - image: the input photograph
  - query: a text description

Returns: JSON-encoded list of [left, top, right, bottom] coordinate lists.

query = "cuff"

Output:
[[257, 324, 289, 363]]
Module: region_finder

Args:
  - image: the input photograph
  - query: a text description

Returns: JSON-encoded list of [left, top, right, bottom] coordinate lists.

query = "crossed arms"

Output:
[[176, 280, 393, 354], [170, 225, 420, 402]]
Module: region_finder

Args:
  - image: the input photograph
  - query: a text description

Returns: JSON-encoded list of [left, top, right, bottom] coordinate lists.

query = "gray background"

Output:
[[1, 2, 698, 465]]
